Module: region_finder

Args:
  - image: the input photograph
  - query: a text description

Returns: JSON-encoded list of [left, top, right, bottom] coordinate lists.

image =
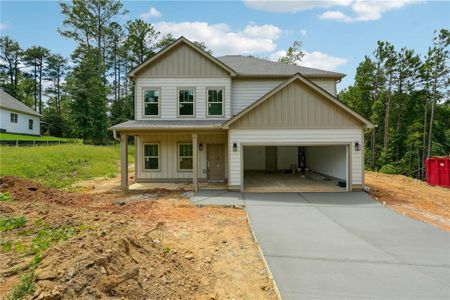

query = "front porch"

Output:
[[118, 129, 228, 191]]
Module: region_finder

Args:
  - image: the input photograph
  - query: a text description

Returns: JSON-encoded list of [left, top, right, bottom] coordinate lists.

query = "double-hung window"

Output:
[[178, 88, 195, 117], [10, 113, 18, 123], [178, 143, 193, 170], [28, 119, 33, 130], [143, 89, 160, 117], [143, 144, 159, 170], [207, 88, 224, 116]]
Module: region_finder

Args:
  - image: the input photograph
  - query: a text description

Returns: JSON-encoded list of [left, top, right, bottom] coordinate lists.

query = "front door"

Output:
[[207, 144, 225, 181]]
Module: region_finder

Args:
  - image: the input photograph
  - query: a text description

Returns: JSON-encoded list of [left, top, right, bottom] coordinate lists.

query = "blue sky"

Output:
[[1, 0, 449, 90]]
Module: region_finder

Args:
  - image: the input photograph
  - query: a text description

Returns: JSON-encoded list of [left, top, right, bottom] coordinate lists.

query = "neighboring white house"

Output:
[[111, 37, 374, 192], [0, 89, 41, 136]]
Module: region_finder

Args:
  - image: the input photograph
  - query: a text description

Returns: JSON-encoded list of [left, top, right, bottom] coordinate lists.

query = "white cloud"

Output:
[[140, 7, 161, 20], [320, 0, 418, 22], [299, 29, 307, 36], [269, 50, 347, 71], [245, 0, 419, 22], [0, 23, 8, 31], [154, 21, 282, 55]]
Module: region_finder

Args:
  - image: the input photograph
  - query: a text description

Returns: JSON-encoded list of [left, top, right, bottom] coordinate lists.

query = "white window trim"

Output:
[[28, 119, 33, 130], [178, 143, 193, 172], [177, 87, 196, 118], [10, 113, 18, 123], [206, 87, 225, 117], [143, 143, 160, 172], [142, 87, 161, 118]]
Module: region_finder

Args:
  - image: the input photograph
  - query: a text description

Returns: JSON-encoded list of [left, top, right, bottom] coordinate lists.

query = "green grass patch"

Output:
[[0, 133, 81, 143], [6, 272, 35, 300], [0, 144, 135, 188], [0, 216, 27, 232], [0, 191, 14, 202]]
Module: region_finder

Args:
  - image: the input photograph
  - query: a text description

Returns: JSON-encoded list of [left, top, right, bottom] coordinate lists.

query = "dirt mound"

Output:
[[33, 230, 204, 299], [0, 176, 91, 206]]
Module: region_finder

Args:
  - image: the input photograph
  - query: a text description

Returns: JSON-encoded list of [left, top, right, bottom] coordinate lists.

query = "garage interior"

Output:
[[243, 145, 348, 192]]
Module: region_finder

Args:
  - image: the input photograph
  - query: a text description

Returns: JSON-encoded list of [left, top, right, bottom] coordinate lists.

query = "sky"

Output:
[[1, 0, 449, 90]]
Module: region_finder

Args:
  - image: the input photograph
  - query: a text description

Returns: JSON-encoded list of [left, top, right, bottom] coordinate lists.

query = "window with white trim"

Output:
[[143, 144, 159, 170], [28, 119, 33, 130], [10, 113, 18, 123], [178, 89, 194, 116], [178, 143, 193, 170], [207, 88, 224, 116], [143, 89, 160, 116]]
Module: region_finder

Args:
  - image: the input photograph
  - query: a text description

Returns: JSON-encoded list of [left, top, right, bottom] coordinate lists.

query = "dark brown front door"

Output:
[[207, 144, 225, 181]]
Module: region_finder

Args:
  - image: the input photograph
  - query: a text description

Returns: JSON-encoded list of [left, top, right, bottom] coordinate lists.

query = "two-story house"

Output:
[[111, 37, 373, 192]]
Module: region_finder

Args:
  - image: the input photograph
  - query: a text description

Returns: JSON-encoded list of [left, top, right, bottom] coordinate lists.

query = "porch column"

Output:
[[192, 133, 198, 191], [120, 133, 128, 191]]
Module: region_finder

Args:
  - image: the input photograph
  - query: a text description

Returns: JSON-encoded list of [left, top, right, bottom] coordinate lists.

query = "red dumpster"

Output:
[[426, 157, 450, 188]]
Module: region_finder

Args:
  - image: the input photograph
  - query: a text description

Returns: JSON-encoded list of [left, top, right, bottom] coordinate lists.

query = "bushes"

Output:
[[379, 164, 401, 175]]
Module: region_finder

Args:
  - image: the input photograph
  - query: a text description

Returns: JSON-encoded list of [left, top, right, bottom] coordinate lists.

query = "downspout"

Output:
[[113, 130, 120, 141]]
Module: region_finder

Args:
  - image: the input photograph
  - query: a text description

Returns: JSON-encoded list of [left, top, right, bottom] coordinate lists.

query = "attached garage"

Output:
[[223, 74, 373, 192]]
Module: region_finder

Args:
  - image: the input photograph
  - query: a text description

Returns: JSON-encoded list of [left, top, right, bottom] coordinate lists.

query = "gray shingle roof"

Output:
[[0, 89, 41, 117], [110, 119, 224, 131], [217, 55, 345, 78]]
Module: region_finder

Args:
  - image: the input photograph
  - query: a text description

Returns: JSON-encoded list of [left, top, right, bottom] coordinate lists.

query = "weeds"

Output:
[[0, 191, 14, 202], [0, 216, 27, 232], [1, 240, 13, 252], [6, 272, 35, 300]]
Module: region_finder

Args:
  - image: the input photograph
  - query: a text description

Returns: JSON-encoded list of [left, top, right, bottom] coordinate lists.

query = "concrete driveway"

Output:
[[244, 192, 450, 300]]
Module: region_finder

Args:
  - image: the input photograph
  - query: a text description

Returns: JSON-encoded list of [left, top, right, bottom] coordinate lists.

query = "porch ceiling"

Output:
[[109, 119, 225, 131]]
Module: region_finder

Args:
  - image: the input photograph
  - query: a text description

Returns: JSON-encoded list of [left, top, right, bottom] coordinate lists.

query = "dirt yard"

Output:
[[365, 171, 450, 231], [0, 176, 276, 300]]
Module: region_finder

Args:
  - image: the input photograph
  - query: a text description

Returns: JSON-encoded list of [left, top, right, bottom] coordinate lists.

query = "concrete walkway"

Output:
[[245, 192, 450, 299]]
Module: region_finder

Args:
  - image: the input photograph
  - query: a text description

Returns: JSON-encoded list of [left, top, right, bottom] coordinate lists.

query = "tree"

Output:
[[125, 19, 159, 67], [23, 46, 49, 113], [45, 53, 67, 113], [278, 40, 304, 65], [0, 36, 22, 96]]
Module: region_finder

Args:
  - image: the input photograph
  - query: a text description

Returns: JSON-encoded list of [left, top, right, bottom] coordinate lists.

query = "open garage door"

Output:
[[243, 145, 349, 192]]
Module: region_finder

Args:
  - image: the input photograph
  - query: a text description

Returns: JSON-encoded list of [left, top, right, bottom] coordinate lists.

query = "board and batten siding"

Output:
[[228, 129, 363, 190], [136, 132, 227, 181], [135, 77, 231, 120], [0, 108, 40, 135], [230, 80, 361, 129], [231, 78, 337, 115], [135, 43, 229, 78]]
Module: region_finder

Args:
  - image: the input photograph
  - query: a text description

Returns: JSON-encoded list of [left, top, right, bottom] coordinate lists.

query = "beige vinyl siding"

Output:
[[136, 43, 229, 78], [230, 78, 337, 115], [228, 128, 363, 188], [136, 132, 227, 181], [135, 78, 231, 120], [230, 80, 361, 129]]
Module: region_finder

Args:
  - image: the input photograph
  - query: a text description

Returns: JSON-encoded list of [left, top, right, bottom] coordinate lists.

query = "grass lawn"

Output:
[[0, 144, 134, 188], [0, 133, 81, 142]]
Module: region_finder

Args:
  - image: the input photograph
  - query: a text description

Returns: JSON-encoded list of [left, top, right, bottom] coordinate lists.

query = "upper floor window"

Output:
[[10, 113, 18, 123], [143, 89, 160, 117], [207, 89, 224, 116], [143, 143, 159, 170], [28, 119, 33, 130], [178, 88, 195, 117]]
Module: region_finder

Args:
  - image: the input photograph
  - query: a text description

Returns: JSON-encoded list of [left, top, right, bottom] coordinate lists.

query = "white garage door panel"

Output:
[[229, 129, 363, 188]]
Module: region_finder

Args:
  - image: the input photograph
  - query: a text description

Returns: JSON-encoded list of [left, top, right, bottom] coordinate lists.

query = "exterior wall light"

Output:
[[233, 143, 238, 152], [199, 143, 203, 151], [354, 141, 360, 151]]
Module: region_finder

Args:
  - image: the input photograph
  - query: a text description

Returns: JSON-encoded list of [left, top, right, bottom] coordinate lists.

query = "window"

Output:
[[178, 143, 193, 170], [10, 113, 18, 123], [143, 89, 160, 116], [143, 144, 159, 170], [207, 89, 224, 116], [178, 89, 195, 116], [28, 119, 33, 130]]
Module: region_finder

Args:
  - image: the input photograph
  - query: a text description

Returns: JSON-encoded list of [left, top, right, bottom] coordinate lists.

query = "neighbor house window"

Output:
[[178, 143, 193, 170], [207, 89, 224, 116], [10, 113, 18, 123], [28, 119, 33, 130], [143, 89, 160, 116], [178, 88, 195, 116], [143, 144, 159, 170]]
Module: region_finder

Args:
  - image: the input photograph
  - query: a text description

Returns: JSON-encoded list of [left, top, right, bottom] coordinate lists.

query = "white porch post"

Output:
[[120, 133, 128, 191], [192, 133, 198, 191]]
